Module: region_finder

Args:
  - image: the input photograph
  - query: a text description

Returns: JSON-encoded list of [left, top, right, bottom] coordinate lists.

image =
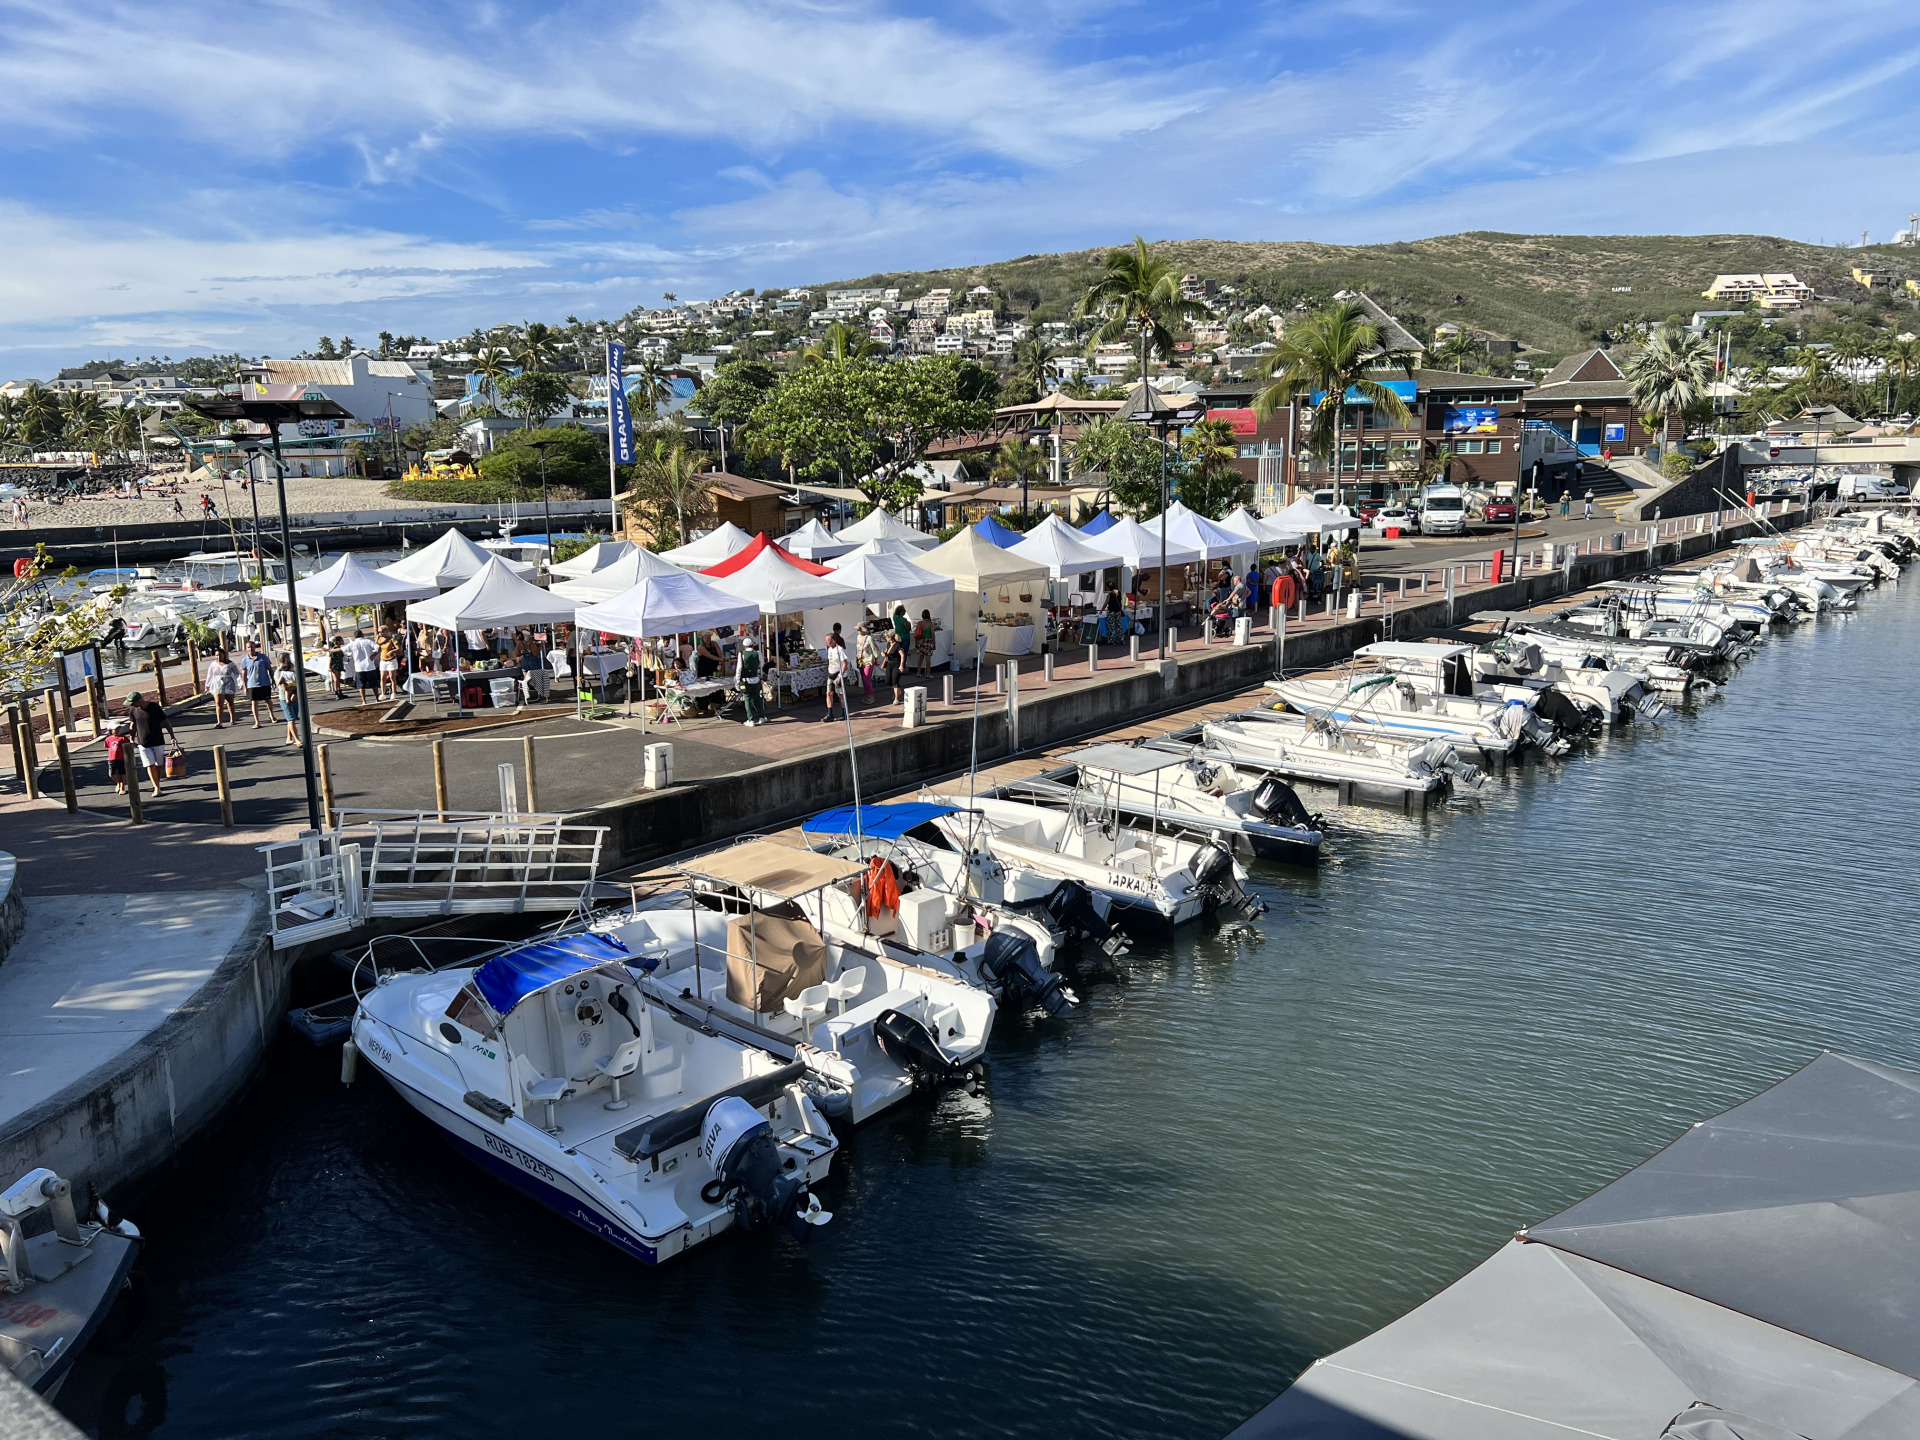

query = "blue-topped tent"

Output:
[[473, 933, 631, 1017], [973, 514, 1024, 548], [1079, 509, 1118, 536], [801, 802, 960, 843]]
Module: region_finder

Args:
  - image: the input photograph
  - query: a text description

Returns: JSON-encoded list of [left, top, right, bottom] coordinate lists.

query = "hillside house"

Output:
[[1702, 273, 1812, 307]]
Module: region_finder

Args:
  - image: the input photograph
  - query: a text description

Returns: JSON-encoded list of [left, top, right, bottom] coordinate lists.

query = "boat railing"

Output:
[[258, 831, 365, 949]]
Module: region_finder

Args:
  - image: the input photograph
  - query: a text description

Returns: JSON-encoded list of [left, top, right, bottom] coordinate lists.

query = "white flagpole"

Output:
[[606, 337, 621, 538]]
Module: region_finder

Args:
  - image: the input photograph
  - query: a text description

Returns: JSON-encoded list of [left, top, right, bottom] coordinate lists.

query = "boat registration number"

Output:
[[480, 1131, 560, 1184], [1104, 871, 1164, 899]]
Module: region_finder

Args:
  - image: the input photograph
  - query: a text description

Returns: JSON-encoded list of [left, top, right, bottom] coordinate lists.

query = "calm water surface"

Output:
[[59, 578, 1920, 1439]]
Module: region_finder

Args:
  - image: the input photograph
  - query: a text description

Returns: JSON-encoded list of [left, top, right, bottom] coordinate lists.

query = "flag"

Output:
[[607, 340, 635, 466]]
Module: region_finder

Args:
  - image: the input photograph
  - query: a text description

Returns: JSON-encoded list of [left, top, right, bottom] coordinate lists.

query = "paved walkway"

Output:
[[0, 889, 258, 1126]]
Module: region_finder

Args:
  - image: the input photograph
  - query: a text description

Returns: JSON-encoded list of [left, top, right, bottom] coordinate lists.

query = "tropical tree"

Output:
[[1252, 299, 1414, 505], [1012, 332, 1057, 394], [988, 436, 1049, 507], [471, 344, 513, 410], [17, 384, 63, 449], [1430, 330, 1482, 372], [513, 321, 564, 373], [1069, 415, 1165, 515], [499, 370, 573, 431], [625, 427, 714, 547], [1176, 418, 1247, 518], [802, 321, 881, 367], [58, 389, 109, 451], [1881, 336, 1920, 416], [1625, 326, 1717, 444], [1075, 236, 1208, 387], [627, 356, 674, 416], [108, 405, 147, 461]]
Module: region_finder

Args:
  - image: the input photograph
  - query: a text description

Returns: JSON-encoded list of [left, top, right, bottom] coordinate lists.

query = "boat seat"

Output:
[[594, 1038, 645, 1112], [523, 1074, 572, 1132], [813, 986, 921, 1054], [613, 1061, 809, 1163], [782, 983, 831, 1032], [823, 965, 868, 1015]]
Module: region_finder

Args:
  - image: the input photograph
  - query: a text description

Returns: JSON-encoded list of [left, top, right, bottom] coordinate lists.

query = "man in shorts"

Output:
[[126, 690, 178, 796], [242, 641, 274, 727], [377, 627, 404, 700], [347, 629, 380, 706]]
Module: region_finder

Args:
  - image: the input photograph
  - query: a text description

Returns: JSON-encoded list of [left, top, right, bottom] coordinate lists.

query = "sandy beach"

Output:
[[7, 466, 428, 531]]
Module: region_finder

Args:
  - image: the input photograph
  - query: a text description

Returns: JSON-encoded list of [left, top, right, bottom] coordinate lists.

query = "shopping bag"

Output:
[[164, 746, 188, 779]]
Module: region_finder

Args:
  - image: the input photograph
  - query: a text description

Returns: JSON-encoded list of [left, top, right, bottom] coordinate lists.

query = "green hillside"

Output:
[[820, 232, 1920, 361]]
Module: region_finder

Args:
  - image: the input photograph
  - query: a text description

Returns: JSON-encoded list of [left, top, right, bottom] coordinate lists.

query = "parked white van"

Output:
[[1835, 475, 1909, 500], [1420, 484, 1469, 535]]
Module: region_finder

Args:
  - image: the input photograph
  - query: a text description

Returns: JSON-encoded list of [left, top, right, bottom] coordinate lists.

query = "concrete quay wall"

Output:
[[0, 891, 296, 1201], [581, 510, 1803, 871]]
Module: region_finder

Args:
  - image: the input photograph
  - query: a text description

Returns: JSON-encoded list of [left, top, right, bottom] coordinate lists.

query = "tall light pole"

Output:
[[524, 436, 561, 571]]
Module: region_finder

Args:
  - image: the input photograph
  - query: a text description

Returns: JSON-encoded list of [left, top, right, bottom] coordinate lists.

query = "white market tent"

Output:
[[706, 544, 865, 653], [831, 507, 938, 551], [660, 520, 754, 568], [379, 526, 532, 590], [1219, 506, 1307, 548], [406, 556, 579, 631], [549, 539, 637, 579], [781, 518, 857, 562], [1008, 514, 1116, 581], [573, 571, 763, 733], [826, 536, 933, 566], [918, 527, 1048, 660], [1081, 515, 1205, 571], [1272, 496, 1362, 535], [267, 552, 436, 610], [828, 551, 957, 668], [1160, 501, 1257, 563], [549, 546, 688, 603]]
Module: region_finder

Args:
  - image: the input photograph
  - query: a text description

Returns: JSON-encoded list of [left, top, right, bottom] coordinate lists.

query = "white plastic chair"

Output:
[[594, 1038, 645, 1111], [782, 982, 831, 1032], [824, 965, 869, 1016]]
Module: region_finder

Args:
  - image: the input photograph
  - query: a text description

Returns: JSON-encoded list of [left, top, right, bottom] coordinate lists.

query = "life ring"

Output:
[[12, 557, 30, 578]]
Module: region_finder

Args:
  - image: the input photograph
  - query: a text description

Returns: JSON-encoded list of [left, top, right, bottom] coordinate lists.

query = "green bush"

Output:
[[477, 424, 608, 494], [1660, 450, 1694, 481]]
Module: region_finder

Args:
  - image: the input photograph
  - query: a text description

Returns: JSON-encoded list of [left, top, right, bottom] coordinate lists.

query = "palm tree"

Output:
[[513, 321, 564, 374], [17, 385, 61, 449], [988, 436, 1048, 511], [630, 430, 713, 547], [626, 357, 674, 420], [1012, 332, 1057, 394], [1430, 329, 1481, 373], [1252, 299, 1413, 506], [802, 321, 880, 367], [108, 405, 146, 461], [1075, 236, 1208, 390], [471, 344, 513, 411], [1625, 326, 1716, 446], [1881, 337, 1920, 416], [58, 389, 108, 451]]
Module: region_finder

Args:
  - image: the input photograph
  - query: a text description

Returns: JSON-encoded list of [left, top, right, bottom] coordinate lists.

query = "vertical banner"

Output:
[[607, 339, 635, 465]]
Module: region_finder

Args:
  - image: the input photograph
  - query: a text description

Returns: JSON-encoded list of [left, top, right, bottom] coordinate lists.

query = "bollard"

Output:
[[1088, 642, 1098, 673], [125, 758, 143, 824], [642, 742, 673, 790], [1233, 615, 1252, 647], [1419, 571, 1429, 594], [56, 680, 74, 735], [42, 687, 60, 741], [1398, 576, 1407, 603], [1373, 582, 1383, 610], [523, 735, 540, 812], [1043, 651, 1055, 682], [1006, 664, 1020, 751], [54, 733, 75, 812], [318, 743, 336, 829], [902, 686, 927, 728], [1346, 589, 1361, 620], [1129, 633, 1139, 662], [6, 705, 23, 791], [432, 738, 449, 817], [1325, 594, 1336, 619], [1170, 626, 1180, 652], [1297, 595, 1307, 626], [214, 744, 233, 828], [152, 650, 168, 704], [187, 637, 201, 695], [993, 663, 1004, 696], [85, 677, 100, 737], [943, 672, 955, 704], [19, 703, 38, 802]]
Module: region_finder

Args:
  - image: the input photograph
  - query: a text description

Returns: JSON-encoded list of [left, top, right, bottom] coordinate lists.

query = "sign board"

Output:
[[1207, 408, 1260, 436], [59, 646, 100, 695], [1604, 423, 1627, 443], [297, 419, 339, 437], [1443, 406, 1499, 434]]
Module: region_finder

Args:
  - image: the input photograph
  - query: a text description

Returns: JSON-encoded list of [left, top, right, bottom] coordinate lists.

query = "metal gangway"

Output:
[[261, 795, 611, 949]]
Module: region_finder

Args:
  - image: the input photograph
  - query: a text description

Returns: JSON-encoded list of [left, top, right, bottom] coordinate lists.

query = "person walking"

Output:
[[735, 629, 766, 727], [821, 633, 851, 723], [1583, 487, 1595, 520], [346, 629, 379, 706], [856, 624, 881, 701], [126, 690, 177, 797], [206, 647, 242, 727], [171, 497, 185, 521], [324, 635, 348, 699], [912, 609, 936, 675], [378, 627, 404, 700], [882, 626, 907, 705], [241, 641, 274, 727], [274, 651, 303, 744]]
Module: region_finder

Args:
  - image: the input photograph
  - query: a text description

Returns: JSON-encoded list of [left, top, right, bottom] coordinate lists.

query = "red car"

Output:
[[1483, 497, 1516, 523]]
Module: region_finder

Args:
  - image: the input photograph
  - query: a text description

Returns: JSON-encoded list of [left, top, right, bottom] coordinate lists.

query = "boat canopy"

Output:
[[801, 801, 960, 842], [683, 840, 867, 899], [472, 933, 633, 1017], [1065, 742, 1193, 776]]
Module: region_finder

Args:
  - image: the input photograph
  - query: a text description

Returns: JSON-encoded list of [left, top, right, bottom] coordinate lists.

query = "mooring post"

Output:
[[433, 739, 449, 817], [214, 744, 234, 828]]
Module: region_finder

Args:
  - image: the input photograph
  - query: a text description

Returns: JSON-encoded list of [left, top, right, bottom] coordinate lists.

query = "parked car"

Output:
[[1420, 485, 1469, 536], [1371, 505, 1420, 534], [1483, 497, 1517, 523]]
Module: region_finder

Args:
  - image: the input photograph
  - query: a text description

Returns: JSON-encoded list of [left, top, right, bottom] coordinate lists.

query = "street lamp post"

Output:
[[266, 422, 322, 832], [524, 436, 560, 572]]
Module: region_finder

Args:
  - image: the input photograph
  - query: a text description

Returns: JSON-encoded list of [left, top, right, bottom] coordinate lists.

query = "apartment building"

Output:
[[1701, 273, 1813, 307]]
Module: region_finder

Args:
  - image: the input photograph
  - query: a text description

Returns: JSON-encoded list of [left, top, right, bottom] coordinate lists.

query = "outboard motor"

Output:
[[700, 1096, 829, 1239], [1248, 775, 1321, 832], [874, 1008, 986, 1095], [978, 929, 1077, 1017], [1044, 881, 1130, 958], [1530, 688, 1594, 742], [1191, 841, 1265, 918]]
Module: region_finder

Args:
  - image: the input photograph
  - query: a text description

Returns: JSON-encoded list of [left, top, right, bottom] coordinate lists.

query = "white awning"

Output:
[[574, 571, 761, 639], [549, 547, 688, 603], [405, 556, 579, 629], [268, 552, 436, 609], [378, 526, 531, 589]]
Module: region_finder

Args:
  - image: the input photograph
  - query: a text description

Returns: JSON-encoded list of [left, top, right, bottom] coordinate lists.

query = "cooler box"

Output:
[[897, 889, 952, 954]]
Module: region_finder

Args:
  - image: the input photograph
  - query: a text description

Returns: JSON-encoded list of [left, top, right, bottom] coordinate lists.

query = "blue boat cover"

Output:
[[1079, 509, 1118, 536], [973, 514, 1024, 547], [473, 932, 630, 1016], [800, 801, 959, 842]]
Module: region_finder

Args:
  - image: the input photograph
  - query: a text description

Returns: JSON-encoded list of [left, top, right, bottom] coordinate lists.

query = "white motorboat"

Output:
[[594, 840, 997, 1124], [1353, 639, 1665, 728], [1200, 709, 1482, 803], [927, 785, 1264, 934], [1, 1168, 141, 1396], [351, 931, 837, 1266], [1267, 666, 1556, 757], [1004, 742, 1325, 865], [1599, 579, 1797, 629]]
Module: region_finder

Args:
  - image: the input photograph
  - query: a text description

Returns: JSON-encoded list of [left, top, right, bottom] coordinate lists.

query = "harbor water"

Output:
[[57, 579, 1920, 1439]]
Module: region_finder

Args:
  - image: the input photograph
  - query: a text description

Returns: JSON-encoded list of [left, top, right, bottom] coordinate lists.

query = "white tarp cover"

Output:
[[268, 552, 435, 609], [406, 556, 579, 629], [1219, 506, 1307, 548], [781, 518, 857, 560], [378, 526, 531, 589], [1008, 514, 1119, 579], [1159, 501, 1255, 562], [826, 536, 934, 566], [660, 520, 754, 567], [1272, 496, 1362, 534], [574, 571, 761, 639], [917, 527, 1047, 661], [832, 507, 938, 551], [706, 543, 863, 614], [826, 551, 954, 603], [549, 539, 636, 578], [1229, 1052, 1920, 1440], [549, 546, 688, 602], [1080, 514, 1205, 570]]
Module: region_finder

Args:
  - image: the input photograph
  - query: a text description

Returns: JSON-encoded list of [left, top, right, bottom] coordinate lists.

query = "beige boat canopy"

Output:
[[681, 840, 866, 900]]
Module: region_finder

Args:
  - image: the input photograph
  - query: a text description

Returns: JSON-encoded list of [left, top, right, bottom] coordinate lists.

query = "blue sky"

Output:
[[3, 0, 1919, 372]]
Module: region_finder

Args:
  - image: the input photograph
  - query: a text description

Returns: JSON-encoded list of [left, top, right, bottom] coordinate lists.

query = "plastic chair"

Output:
[[823, 965, 869, 1015], [782, 982, 831, 1032], [594, 1038, 645, 1111]]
